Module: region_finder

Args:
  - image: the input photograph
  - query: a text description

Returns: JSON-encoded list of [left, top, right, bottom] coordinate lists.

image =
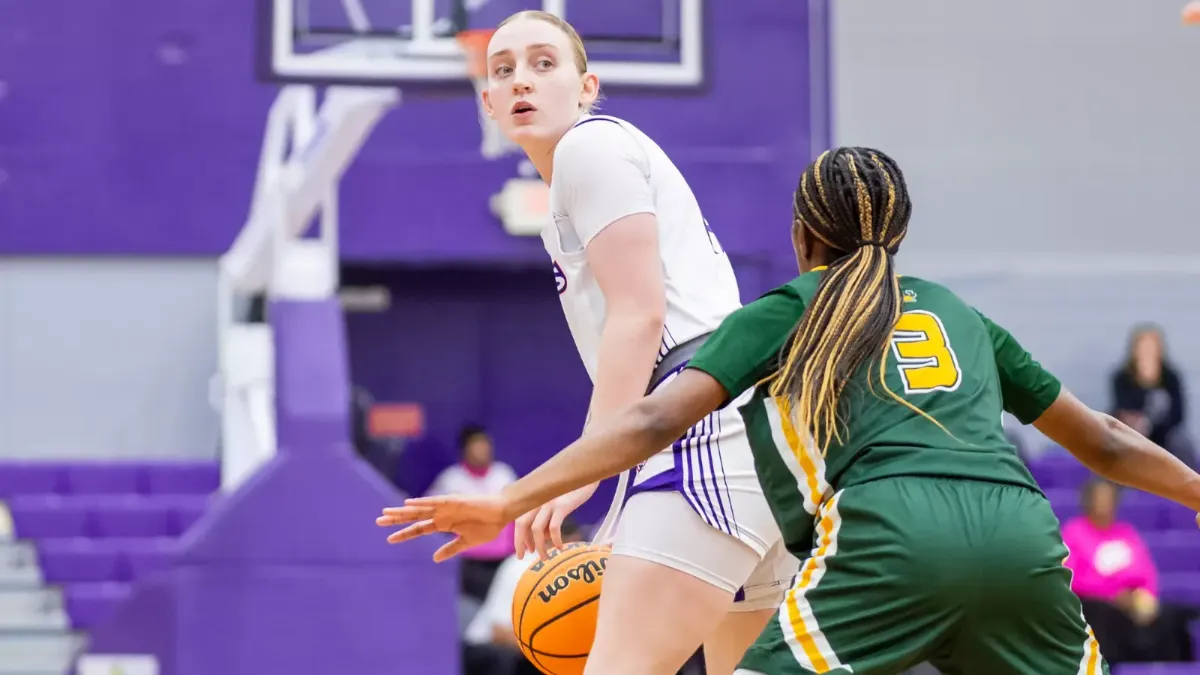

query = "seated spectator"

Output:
[[1111, 324, 1192, 466], [1062, 479, 1192, 664], [428, 424, 518, 600], [462, 517, 585, 675]]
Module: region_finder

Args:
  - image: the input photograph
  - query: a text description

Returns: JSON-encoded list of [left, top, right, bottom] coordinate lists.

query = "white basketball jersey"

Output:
[[541, 115, 742, 382]]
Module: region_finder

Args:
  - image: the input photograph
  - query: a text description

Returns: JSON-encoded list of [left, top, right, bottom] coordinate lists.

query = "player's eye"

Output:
[[535, 58, 554, 70], [493, 64, 513, 77]]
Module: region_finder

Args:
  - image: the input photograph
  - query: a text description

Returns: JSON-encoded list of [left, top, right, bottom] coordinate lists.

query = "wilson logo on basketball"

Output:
[[538, 557, 608, 603]]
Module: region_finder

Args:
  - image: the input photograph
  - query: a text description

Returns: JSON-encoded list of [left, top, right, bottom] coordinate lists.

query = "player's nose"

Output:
[[509, 65, 534, 94]]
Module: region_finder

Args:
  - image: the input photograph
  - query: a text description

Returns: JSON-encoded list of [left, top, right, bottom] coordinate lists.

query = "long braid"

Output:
[[768, 147, 930, 454]]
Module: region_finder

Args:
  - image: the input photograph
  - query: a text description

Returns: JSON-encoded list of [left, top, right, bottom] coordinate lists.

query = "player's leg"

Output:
[[702, 540, 797, 674], [737, 485, 961, 675], [931, 483, 1111, 675], [704, 608, 776, 675], [585, 490, 764, 675]]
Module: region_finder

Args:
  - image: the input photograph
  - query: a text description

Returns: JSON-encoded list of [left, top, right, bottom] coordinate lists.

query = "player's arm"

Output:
[[556, 124, 665, 433], [1034, 392, 1200, 512], [498, 290, 802, 519], [979, 311, 1200, 513]]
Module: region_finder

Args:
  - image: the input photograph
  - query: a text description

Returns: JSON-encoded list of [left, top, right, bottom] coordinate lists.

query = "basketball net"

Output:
[[457, 29, 521, 160]]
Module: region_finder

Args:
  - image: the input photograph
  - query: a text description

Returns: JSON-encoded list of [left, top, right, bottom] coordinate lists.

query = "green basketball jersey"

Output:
[[687, 271, 1061, 556]]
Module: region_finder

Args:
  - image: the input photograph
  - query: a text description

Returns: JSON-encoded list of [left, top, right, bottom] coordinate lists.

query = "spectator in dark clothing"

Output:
[[1112, 324, 1191, 464]]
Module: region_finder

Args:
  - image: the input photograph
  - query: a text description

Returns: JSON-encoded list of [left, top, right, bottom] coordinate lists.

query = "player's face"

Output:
[[483, 19, 598, 147], [463, 436, 494, 468]]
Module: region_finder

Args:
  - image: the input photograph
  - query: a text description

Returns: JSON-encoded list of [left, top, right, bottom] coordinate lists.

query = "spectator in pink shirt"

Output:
[[427, 424, 518, 600], [1063, 479, 1191, 664]]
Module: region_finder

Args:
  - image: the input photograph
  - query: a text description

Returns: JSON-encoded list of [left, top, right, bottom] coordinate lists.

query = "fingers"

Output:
[[531, 506, 553, 560], [548, 509, 565, 551], [434, 536, 471, 563], [376, 505, 435, 527], [385, 520, 437, 544], [514, 510, 536, 558]]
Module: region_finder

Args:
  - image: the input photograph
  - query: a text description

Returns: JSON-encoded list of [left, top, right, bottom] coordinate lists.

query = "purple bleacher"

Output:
[[1160, 573, 1200, 606], [1028, 451, 1093, 489], [65, 582, 132, 630], [38, 539, 123, 583], [0, 462, 64, 497], [62, 464, 141, 495], [1143, 531, 1200, 573], [1166, 503, 1199, 530], [142, 461, 220, 495], [1115, 665, 1200, 675], [8, 494, 211, 539], [38, 538, 178, 584], [122, 539, 177, 579], [90, 497, 172, 538], [9, 495, 92, 538], [158, 494, 211, 536]]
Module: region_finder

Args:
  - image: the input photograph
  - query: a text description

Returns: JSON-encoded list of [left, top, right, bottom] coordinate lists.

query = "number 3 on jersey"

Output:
[[890, 310, 962, 394]]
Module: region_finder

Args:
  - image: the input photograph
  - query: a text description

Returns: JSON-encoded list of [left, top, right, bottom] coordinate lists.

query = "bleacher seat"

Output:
[[63, 582, 132, 629], [1142, 531, 1200, 573], [0, 463, 63, 498], [62, 465, 142, 495]]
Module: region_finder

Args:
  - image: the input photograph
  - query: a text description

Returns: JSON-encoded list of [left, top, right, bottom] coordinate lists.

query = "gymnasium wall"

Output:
[[0, 0, 830, 472], [833, 0, 1200, 436], [832, 0, 1200, 258], [0, 260, 220, 459]]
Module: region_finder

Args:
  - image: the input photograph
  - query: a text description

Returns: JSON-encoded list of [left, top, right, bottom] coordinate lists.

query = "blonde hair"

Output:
[[498, 10, 601, 111]]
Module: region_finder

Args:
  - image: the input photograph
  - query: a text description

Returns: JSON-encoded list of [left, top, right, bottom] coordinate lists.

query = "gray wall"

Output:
[[833, 0, 1200, 448], [0, 259, 219, 460], [832, 0, 1200, 257]]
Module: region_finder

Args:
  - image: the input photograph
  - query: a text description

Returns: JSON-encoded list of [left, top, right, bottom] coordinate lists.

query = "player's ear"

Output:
[[579, 72, 600, 110], [481, 89, 495, 119]]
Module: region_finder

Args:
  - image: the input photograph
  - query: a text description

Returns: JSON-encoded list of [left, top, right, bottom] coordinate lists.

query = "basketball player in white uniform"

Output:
[[401, 11, 795, 675]]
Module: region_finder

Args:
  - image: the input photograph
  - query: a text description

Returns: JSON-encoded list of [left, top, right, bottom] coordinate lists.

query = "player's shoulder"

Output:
[[898, 276, 972, 310], [556, 115, 642, 159]]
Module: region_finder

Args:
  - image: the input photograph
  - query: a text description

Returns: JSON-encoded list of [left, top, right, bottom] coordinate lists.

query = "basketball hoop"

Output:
[[457, 29, 519, 159]]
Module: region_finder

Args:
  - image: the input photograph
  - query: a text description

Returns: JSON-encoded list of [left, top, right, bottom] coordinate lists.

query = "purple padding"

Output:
[[38, 539, 123, 583], [1160, 573, 1200, 605], [9, 495, 92, 538], [62, 464, 141, 495], [92, 498, 172, 538], [65, 583, 132, 629], [143, 462, 220, 496], [0, 463, 64, 497], [1143, 532, 1200, 573]]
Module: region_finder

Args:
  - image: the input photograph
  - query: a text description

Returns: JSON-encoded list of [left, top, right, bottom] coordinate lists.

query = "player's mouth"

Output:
[[511, 101, 537, 122]]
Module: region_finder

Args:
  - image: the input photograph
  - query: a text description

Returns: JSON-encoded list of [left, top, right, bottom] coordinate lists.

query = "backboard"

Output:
[[260, 0, 705, 88]]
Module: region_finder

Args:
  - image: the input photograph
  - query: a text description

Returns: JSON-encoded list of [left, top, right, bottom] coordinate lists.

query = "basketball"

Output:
[[511, 543, 610, 675]]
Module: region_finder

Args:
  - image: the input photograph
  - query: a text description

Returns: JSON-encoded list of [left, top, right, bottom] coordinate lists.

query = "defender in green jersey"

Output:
[[380, 147, 1200, 675]]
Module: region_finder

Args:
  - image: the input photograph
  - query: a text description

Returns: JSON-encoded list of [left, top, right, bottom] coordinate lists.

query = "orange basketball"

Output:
[[511, 543, 610, 675]]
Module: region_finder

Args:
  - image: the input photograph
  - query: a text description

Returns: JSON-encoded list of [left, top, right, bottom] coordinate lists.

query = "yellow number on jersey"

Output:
[[890, 310, 962, 394]]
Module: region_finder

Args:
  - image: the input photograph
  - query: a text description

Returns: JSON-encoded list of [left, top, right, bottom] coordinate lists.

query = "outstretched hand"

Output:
[[376, 494, 509, 562]]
